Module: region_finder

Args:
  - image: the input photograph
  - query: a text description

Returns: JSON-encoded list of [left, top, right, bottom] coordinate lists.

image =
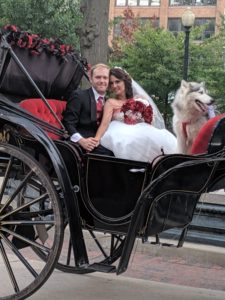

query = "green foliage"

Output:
[[189, 29, 225, 112], [110, 24, 184, 125], [110, 17, 225, 122], [0, 0, 82, 47]]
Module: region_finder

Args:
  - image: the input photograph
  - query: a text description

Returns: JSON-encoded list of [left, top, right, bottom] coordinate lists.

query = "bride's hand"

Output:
[[78, 137, 98, 152], [94, 138, 100, 147]]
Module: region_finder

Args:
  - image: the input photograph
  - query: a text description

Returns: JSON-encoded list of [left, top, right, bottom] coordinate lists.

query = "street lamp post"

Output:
[[181, 9, 195, 81]]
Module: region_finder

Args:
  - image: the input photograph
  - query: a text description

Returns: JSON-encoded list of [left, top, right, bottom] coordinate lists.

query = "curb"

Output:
[[82, 230, 225, 267], [134, 238, 225, 267]]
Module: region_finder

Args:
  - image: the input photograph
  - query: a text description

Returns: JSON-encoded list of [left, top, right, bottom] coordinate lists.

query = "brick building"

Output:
[[109, 0, 225, 40]]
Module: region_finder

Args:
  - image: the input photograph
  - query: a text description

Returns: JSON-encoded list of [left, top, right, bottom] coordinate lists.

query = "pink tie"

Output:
[[96, 96, 103, 125]]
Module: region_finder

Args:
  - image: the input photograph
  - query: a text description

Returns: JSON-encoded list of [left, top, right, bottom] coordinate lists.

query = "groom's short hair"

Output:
[[90, 63, 110, 77]]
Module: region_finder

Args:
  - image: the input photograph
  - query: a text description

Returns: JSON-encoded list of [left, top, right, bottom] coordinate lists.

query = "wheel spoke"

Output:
[[0, 170, 33, 214], [88, 230, 108, 258], [0, 143, 63, 299], [50, 227, 125, 274], [0, 233, 38, 278], [0, 156, 14, 204], [29, 177, 46, 191], [1, 192, 49, 220], [2, 226, 51, 253], [111, 234, 123, 253], [15, 209, 53, 219], [2, 220, 55, 226], [0, 240, 20, 293]]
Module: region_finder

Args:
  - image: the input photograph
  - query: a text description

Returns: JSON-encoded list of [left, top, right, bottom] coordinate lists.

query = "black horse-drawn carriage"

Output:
[[0, 27, 225, 300]]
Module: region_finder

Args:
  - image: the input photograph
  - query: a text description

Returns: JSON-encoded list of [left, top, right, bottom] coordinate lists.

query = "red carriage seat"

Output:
[[19, 98, 67, 140], [191, 114, 225, 155]]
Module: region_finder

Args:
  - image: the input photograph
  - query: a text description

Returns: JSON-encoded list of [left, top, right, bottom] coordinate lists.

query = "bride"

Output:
[[95, 67, 177, 162]]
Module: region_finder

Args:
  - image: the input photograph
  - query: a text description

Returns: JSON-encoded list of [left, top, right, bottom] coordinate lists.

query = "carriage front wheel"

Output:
[[0, 143, 63, 300]]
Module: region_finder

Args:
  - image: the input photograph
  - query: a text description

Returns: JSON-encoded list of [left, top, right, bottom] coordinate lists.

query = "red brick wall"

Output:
[[109, 0, 225, 42]]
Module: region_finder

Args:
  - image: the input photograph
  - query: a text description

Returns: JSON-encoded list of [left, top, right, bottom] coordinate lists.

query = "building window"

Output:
[[150, 0, 160, 5], [169, 0, 216, 6], [113, 17, 135, 37], [116, 0, 127, 5], [168, 18, 215, 39], [128, 0, 138, 5], [195, 18, 215, 39], [168, 18, 182, 36], [113, 18, 123, 37], [139, 0, 150, 5], [140, 17, 160, 27], [115, 0, 160, 6]]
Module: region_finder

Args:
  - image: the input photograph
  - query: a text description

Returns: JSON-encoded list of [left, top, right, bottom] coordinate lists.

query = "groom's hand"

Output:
[[78, 137, 98, 152]]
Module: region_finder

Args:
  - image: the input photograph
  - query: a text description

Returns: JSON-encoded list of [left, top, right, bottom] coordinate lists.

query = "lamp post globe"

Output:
[[182, 9, 195, 81]]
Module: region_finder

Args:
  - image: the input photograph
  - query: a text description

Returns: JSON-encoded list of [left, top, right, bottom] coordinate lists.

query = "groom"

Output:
[[63, 63, 113, 155]]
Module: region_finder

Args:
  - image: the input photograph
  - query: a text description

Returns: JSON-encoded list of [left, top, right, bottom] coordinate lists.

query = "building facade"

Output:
[[109, 0, 225, 40]]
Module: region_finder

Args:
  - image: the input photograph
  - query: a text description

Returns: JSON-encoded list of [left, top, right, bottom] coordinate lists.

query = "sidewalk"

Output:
[[135, 238, 225, 267], [30, 271, 225, 300], [82, 231, 225, 291], [124, 240, 225, 291], [30, 240, 225, 299], [2, 235, 224, 299]]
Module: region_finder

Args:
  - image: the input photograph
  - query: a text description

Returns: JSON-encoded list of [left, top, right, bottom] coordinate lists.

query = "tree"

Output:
[[110, 7, 139, 60], [78, 0, 110, 65], [0, 0, 82, 48], [110, 24, 183, 126], [189, 28, 225, 112], [110, 11, 225, 124]]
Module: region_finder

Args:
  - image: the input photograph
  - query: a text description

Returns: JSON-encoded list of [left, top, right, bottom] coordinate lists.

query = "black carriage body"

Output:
[[0, 100, 151, 233], [1, 99, 225, 272]]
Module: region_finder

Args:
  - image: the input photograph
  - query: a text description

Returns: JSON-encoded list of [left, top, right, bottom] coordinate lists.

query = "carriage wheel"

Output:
[[34, 215, 125, 274], [0, 143, 63, 300], [32, 183, 125, 273], [55, 227, 125, 274]]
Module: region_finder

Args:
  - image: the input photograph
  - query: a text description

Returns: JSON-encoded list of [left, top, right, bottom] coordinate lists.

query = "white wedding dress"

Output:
[[100, 111, 177, 163]]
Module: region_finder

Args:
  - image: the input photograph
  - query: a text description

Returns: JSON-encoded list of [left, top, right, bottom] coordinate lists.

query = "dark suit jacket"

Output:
[[63, 88, 98, 138]]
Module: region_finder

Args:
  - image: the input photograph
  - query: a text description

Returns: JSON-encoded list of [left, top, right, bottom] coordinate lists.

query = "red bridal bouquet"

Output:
[[121, 98, 153, 125]]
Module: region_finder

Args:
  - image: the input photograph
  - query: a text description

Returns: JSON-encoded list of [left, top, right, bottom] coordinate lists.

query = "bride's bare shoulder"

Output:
[[107, 98, 117, 103], [106, 98, 119, 106]]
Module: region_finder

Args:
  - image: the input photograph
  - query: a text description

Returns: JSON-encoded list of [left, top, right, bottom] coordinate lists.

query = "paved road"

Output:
[[30, 271, 225, 300], [1, 232, 225, 299], [29, 240, 225, 300], [124, 241, 225, 291]]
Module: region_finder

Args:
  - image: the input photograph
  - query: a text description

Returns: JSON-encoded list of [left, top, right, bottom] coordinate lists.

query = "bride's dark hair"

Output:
[[109, 67, 133, 99]]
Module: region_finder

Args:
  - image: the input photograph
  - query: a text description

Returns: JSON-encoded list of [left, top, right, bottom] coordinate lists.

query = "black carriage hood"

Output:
[[0, 25, 88, 101]]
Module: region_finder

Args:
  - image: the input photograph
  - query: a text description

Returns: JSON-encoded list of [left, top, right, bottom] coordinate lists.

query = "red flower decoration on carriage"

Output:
[[121, 98, 153, 125], [1, 24, 87, 66]]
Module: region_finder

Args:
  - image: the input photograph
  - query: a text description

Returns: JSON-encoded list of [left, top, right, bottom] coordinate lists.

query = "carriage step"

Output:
[[88, 263, 116, 273]]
